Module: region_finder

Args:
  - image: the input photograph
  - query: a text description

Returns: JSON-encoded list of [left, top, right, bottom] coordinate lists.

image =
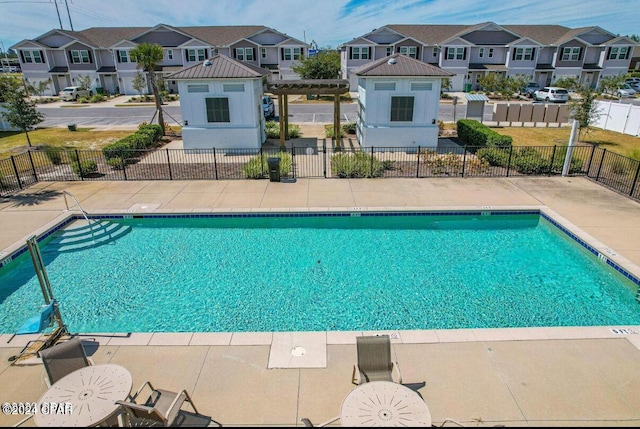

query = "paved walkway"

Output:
[[1, 165, 640, 426]]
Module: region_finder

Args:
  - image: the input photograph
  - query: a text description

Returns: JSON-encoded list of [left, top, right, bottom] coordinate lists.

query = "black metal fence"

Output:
[[1, 143, 639, 201]]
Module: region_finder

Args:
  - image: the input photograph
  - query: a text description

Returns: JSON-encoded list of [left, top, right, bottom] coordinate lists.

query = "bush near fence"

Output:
[[102, 124, 163, 163], [457, 119, 513, 152]]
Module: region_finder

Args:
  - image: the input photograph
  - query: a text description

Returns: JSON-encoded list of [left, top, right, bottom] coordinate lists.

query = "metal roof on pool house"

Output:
[[166, 54, 270, 80], [353, 53, 454, 77]]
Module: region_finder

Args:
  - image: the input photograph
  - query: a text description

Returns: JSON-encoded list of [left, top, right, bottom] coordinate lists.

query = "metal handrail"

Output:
[[62, 190, 97, 242]]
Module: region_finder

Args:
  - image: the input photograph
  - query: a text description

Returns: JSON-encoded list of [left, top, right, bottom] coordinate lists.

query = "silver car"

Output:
[[533, 87, 569, 103], [616, 84, 637, 98]]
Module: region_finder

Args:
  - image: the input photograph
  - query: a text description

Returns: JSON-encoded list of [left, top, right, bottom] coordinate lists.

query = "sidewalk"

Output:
[[33, 95, 180, 109]]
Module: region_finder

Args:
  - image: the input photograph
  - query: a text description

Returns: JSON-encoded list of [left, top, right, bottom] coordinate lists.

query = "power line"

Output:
[[64, 0, 73, 31]]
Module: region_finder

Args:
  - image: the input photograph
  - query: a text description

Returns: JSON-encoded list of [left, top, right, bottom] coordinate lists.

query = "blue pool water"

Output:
[[1, 212, 639, 333]]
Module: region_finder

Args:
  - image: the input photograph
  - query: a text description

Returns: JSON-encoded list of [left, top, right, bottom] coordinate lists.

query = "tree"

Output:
[[132, 71, 147, 98], [292, 50, 341, 80], [569, 86, 602, 139], [25, 78, 53, 97], [1, 85, 45, 147], [130, 42, 165, 135], [553, 76, 580, 91], [75, 74, 92, 92]]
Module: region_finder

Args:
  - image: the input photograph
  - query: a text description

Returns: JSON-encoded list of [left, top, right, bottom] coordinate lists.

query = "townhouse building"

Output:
[[11, 24, 310, 96], [340, 22, 638, 91]]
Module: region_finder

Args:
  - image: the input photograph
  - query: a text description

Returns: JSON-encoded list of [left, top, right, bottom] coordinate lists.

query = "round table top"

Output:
[[34, 363, 132, 427], [341, 381, 432, 427]]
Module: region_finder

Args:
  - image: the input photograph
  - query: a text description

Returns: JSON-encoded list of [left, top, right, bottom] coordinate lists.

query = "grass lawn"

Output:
[[0, 128, 136, 160]]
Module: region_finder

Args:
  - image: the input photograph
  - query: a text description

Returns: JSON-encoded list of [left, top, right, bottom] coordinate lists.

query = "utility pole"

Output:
[[64, 0, 74, 31], [54, 0, 64, 30]]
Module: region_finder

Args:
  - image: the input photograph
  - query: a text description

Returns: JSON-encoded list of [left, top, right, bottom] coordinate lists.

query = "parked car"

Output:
[[533, 87, 569, 103], [616, 83, 637, 98], [520, 82, 540, 98], [58, 86, 92, 101], [262, 95, 275, 119], [625, 78, 640, 85], [627, 81, 640, 92]]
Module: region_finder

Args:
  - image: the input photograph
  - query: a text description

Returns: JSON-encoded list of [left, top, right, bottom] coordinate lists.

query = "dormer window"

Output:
[[187, 49, 206, 62], [21, 50, 44, 64], [350, 46, 370, 60], [70, 50, 91, 64], [235, 48, 254, 61], [117, 50, 130, 63], [607, 46, 630, 60], [399, 46, 417, 59], [446, 47, 466, 60], [561, 47, 581, 61], [513, 47, 535, 61]]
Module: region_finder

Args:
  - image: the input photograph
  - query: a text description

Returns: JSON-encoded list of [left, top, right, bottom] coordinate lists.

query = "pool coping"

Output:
[[2, 205, 640, 351]]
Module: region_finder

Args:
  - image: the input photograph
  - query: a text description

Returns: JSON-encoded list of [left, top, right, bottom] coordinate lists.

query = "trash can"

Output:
[[96, 87, 104, 95], [67, 124, 77, 131], [267, 157, 281, 182], [465, 83, 472, 93]]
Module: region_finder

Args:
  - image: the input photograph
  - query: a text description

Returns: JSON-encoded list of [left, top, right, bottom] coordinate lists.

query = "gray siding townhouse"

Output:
[[340, 22, 638, 91], [12, 24, 310, 96]]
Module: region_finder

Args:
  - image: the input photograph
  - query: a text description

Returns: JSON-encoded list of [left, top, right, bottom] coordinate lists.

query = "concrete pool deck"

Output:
[[1, 175, 640, 426]]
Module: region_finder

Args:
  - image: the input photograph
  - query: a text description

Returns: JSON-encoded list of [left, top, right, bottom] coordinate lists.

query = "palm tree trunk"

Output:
[[148, 71, 166, 136]]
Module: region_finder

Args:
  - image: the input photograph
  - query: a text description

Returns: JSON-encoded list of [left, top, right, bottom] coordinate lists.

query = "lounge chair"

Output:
[[39, 337, 94, 387], [351, 334, 402, 385], [116, 380, 210, 427]]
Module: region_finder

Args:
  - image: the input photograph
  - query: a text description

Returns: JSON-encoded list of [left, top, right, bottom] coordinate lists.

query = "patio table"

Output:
[[34, 363, 132, 427], [340, 381, 431, 427]]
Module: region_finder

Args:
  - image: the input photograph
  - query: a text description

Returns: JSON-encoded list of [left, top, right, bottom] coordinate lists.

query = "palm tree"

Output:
[[130, 42, 165, 135]]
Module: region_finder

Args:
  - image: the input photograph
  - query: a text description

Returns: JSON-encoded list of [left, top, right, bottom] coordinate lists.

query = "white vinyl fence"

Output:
[[593, 100, 640, 137]]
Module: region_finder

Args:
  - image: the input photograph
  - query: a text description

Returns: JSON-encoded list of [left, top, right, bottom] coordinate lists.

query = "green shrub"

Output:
[[325, 125, 345, 138], [331, 151, 384, 178], [287, 124, 301, 139], [265, 121, 280, 139], [264, 122, 300, 139], [107, 157, 125, 170], [456, 119, 512, 151], [242, 152, 293, 179], [90, 94, 106, 103], [512, 147, 547, 174], [342, 122, 356, 134], [476, 147, 510, 167], [42, 145, 64, 165], [138, 124, 163, 141], [102, 140, 134, 161], [71, 159, 98, 177]]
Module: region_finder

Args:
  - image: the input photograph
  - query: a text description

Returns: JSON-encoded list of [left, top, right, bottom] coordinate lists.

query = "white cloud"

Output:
[[0, 0, 636, 51]]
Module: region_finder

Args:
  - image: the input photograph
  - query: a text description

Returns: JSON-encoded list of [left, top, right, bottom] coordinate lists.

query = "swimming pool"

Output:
[[1, 210, 639, 333]]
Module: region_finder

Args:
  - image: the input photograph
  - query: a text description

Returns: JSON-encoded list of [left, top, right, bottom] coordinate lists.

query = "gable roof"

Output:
[[385, 25, 470, 45], [353, 53, 454, 77], [167, 54, 270, 79]]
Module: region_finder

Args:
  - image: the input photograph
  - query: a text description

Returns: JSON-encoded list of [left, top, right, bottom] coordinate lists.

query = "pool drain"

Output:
[[291, 346, 306, 357]]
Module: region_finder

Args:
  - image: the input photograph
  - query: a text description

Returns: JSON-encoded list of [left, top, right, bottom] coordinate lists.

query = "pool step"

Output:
[[45, 221, 132, 253]]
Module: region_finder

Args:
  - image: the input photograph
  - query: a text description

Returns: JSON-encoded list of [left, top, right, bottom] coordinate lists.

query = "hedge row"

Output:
[[476, 146, 583, 175], [456, 119, 512, 152], [102, 124, 163, 162]]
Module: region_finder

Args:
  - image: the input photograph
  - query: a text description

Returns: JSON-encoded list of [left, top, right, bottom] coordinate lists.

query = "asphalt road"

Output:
[[34, 101, 505, 128]]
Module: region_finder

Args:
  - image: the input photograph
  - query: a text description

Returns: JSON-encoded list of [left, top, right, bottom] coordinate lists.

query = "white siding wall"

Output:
[[178, 78, 264, 149], [358, 77, 442, 148]]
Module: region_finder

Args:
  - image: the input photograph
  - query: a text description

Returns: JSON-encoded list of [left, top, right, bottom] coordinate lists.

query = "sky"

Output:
[[0, 0, 637, 53]]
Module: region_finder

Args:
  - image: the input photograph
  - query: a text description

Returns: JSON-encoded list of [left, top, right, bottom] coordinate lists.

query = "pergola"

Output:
[[265, 79, 350, 149]]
